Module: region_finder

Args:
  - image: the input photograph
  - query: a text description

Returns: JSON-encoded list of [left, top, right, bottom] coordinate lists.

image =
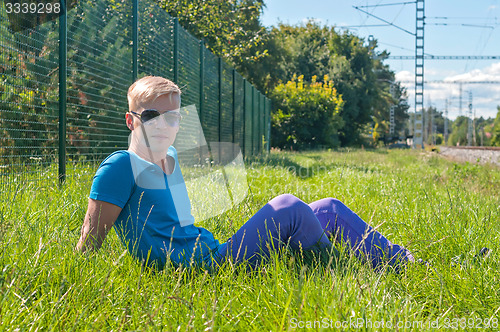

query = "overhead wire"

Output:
[[468, 3, 498, 71], [353, 5, 415, 35], [414, 14, 499, 72], [427, 23, 495, 28], [350, 1, 499, 119], [427, 16, 499, 21], [356, 0, 385, 35], [391, 3, 407, 24]]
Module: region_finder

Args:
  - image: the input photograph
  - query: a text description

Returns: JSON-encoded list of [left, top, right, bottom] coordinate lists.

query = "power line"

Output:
[[338, 24, 393, 28], [357, 1, 416, 8], [427, 16, 499, 21], [376, 41, 436, 57], [413, 0, 425, 148], [399, 80, 500, 84], [355, 1, 498, 143], [427, 23, 496, 29], [341, 23, 497, 29], [353, 6, 415, 36], [388, 55, 500, 60]]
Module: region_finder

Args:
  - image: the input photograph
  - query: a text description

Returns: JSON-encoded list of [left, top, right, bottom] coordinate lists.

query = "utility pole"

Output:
[[430, 105, 434, 145], [473, 108, 477, 146], [408, 113, 413, 145], [354, 2, 427, 148], [467, 91, 473, 146], [458, 83, 463, 117], [389, 83, 396, 139], [422, 106, 427, 143], [444, 99, 448, 146], [413, 0, 425, 149]]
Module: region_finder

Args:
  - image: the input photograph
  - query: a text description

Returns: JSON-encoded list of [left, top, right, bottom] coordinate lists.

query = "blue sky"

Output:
[[261, 0, 500, 120]]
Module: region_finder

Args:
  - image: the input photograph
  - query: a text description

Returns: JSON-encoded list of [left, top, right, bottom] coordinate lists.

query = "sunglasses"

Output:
[[130, 109, 182, 126]]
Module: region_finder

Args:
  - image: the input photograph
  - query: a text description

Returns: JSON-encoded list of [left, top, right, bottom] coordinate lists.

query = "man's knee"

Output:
[[271, 194, 309, 212], [274, 193, 301, 205], [314, 197, 346, 213]]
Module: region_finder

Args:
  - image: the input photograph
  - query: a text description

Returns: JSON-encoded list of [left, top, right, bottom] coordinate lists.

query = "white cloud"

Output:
[[395, 70, 413, 82], [448, 62, 500, 81], [426, 68, 459, 77]]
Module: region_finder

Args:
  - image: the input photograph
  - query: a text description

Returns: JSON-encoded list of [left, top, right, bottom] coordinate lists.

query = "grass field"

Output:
[[0, 149, 499, 330]]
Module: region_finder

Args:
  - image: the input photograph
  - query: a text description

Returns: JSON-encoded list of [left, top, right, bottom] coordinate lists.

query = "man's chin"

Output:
[[147, 144, 171, 153], [129, 142, 170, 154]]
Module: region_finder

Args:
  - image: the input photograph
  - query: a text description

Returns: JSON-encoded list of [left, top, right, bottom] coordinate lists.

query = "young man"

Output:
[[76, 76, 414, 270]]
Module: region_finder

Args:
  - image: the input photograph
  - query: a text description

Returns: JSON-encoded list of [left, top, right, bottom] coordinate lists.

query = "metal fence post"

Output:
[[267, 99, 271, 153], [262, 95, 266, 153], [132, 0, 138, 82], [263, 96, 266, 153], [199, 41, 204, 122], [232, 69, 236, 158], [257, 92, 260, 154], [58, 0, 67, 184], [232, 69, 235, 145], [173, 18, 179, 84], [218, 57, 222, 163], [242, 78, 246, 157], [251, 87, 254, 156], [258, 93, 262, 153], [199, 41, 205, 164]]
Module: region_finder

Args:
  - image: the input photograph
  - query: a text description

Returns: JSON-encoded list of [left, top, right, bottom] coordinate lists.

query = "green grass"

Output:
[[1, 149, 499, 330]]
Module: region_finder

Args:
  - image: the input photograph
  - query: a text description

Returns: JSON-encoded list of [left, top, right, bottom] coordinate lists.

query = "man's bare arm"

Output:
[[76, 198, 122, 252]]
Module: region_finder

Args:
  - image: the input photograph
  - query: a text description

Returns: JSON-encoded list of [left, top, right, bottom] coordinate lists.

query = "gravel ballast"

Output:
[[439, 146, 500, 167]]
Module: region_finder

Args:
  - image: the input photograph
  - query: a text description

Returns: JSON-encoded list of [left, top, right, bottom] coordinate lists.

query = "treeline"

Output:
[[161, 0, 409, 149], [416, 106, 500, 146], [164, 0, 500, 148], [3, 0, 498, 161]]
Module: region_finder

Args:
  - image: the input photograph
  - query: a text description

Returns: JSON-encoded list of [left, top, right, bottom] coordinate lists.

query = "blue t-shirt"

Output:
[[89, 147, 220, 268]]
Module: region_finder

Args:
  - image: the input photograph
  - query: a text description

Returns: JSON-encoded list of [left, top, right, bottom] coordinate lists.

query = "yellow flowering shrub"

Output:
[[271, 74, 344, 149]]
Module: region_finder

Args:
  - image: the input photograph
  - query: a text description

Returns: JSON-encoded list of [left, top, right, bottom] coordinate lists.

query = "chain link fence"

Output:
[[0, 0, 270, 195]]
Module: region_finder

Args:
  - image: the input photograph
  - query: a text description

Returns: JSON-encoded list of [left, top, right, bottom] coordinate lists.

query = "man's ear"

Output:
[[125, 113, 134, 131]]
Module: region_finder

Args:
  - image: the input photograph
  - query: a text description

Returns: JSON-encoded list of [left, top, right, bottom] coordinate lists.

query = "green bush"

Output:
[[271, 75, 344, 150]]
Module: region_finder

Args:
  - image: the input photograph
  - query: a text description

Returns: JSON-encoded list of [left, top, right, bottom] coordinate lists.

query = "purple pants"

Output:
[[216, 194, 414, 269]]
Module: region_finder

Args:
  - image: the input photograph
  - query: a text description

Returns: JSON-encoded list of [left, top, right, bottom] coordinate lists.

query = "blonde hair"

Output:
[[127, 76, 181, 112]]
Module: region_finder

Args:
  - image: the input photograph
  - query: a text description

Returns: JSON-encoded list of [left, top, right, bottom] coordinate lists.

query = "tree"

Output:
[[475, 116, 494, 146], [271, 75, 344, 150], [491, 106, 500, 146], [240, 27, 289, 93], [370, 80, 410, 144], [328, 30, 377, 145], [270, 22, 407, 146], [447, 116, 469, 146], [158, 0, 269, 84], [422, 106, 445, 145], [271, 23, 331, 82], [154, 4, 409, 148]]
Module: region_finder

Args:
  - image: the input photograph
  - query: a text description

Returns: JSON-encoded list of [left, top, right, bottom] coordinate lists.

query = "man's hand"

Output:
[[76, 198, 122, 253]]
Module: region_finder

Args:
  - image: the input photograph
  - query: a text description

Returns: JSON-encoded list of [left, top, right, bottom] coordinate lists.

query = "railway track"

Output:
[[439, 146, 500, 167], [440, 146, 500, 151]]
